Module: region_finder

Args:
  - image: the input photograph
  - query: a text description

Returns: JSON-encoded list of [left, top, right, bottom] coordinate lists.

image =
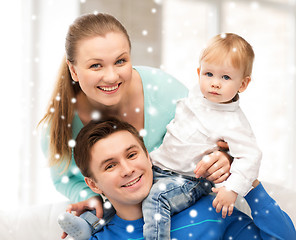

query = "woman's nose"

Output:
[[103, 66, 118, 83]]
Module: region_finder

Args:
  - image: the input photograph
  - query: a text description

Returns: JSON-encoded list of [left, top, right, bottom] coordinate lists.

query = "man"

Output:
[[64, 117, 295, 239]]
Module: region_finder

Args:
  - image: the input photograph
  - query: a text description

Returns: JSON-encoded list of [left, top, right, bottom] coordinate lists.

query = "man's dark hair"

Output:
[[74, 116, 147, 178]]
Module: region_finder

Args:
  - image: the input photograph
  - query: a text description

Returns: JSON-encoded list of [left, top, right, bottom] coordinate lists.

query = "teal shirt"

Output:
[[42, 66, 188, 203]]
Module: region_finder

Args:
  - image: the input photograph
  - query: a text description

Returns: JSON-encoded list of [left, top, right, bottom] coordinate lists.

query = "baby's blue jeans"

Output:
[[142, 165, 214, 240]]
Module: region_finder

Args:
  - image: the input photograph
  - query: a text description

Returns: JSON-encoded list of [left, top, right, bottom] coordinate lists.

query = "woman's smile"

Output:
[[97, 83, 122, 94]]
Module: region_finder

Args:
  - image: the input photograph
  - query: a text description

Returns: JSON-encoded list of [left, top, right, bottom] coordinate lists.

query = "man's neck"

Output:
[[115, 203, 143, 221]]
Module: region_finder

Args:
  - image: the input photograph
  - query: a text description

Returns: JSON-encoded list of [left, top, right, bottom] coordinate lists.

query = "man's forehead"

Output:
[[90, 131, 140, 158]]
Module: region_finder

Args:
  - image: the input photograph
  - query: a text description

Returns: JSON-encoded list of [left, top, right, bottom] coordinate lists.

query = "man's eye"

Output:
[[128, 152, 138, 159], [105, 163, 116, 170], [206, 72, 213, 77], [222, 75, 231, 80]]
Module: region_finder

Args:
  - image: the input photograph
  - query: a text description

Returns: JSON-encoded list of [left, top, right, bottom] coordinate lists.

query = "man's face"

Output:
[[87, 131, 153, 217]]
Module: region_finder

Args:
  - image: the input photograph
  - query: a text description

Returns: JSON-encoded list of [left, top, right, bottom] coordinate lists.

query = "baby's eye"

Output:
[[222, 75, 231, 80], [205, 72, 213, 77]]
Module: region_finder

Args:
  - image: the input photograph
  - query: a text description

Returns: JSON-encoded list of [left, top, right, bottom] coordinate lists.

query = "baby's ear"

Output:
[[239, 76, 251, 93], [197, 68, 201, 77], [85, 177, 103, 195]]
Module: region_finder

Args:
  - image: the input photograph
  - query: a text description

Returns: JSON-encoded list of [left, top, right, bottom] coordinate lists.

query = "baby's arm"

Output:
[[212, 186, 238, 218]]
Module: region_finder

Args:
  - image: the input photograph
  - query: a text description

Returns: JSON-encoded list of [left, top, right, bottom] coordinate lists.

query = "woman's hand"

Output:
[[61, 195, 103, 239], [194, 141, 232, 183]]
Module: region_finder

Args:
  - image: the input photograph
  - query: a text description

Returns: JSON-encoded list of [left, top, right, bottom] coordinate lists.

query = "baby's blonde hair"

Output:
[[200, 33, 255, 77]]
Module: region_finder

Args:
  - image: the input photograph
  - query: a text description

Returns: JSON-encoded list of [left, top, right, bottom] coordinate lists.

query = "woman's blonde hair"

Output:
[[39, 13, 131, 170], [200, 33, 255, 77]]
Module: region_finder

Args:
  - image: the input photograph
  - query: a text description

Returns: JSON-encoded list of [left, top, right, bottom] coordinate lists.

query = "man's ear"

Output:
[[239, 76, 251, 93], [67, 60, 79, 82], [85, 177, 103, 195]]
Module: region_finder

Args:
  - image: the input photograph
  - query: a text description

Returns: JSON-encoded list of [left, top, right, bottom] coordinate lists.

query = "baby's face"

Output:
[[198, 60, 248, 103]]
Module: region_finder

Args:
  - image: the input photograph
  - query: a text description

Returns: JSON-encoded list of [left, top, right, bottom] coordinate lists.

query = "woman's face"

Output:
[[68, 32, 133, 107]]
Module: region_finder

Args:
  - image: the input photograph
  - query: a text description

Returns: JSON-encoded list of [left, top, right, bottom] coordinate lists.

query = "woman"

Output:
[[39, 13, 231, 232]]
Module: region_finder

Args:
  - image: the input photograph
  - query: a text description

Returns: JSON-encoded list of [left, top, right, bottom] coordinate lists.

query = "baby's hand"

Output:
[[212, 186, 238, 218]]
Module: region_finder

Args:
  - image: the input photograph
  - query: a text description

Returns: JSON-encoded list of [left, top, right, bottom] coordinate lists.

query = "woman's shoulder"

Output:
[[134, 66, 188, 101], [134, 66, 187, 89]]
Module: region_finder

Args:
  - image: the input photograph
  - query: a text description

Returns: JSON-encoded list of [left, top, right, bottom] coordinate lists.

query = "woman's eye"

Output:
[[222, 75, 231, 80], [90, 63, 101, 69], [206, 72, 213, 77], [116, 59, 126, 65]]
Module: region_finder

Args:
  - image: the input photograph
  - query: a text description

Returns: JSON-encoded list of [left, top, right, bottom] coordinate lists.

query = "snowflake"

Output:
[[147, 47, 153, 53], [68, 139, 76, 148], [148, 106, 157, 116], [104, 201, 112, 209], [202, 155, 211, 163], [189, 209, 198, 218], [126, 224, 134, 233], [158, 183, 167, 191], [61, 176, 69, 184], [139, 129, 147, 137], [154, 213, 162, 221], [80, 190, 87, 198], [151, 8, 157, 14], [71, 167, 79, 175], [142, 30, 148, 36], [91, 110, 101, 120], [154, 0, 162, 5]]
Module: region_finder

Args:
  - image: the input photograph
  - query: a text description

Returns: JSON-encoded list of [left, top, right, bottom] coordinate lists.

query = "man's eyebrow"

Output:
[[99, 157, 114, 168], [126, 144, 140, 152]]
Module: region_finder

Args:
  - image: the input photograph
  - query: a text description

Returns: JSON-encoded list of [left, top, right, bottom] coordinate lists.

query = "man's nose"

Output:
[[120, 160, 134, 177]]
